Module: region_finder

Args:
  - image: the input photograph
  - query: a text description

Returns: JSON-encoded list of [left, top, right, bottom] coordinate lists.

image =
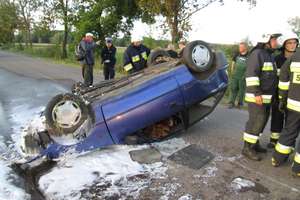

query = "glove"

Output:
[[278, 100, 287, 113]]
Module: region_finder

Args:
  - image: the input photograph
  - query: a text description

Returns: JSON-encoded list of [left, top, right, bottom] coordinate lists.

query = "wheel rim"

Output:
[[191, 44, 211, 69], [52, 100, 82, 129]]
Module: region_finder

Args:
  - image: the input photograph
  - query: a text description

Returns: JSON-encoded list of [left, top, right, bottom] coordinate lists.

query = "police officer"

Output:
[[268, 32, 299, 148], [123, 36, 150, 74], [242, 32, 282, 161], [228, 42, 249, 109], [272, 47, 300, 177], [101, 37, 117, 80]]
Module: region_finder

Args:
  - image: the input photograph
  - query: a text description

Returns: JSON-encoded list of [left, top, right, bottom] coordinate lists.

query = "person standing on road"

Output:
[[178, 39, 186, 58], [268, 32, 299, 148], [242, 32, 282, 161], [271, 47, 300, 177], [101, 37, 116, 80], [78, 33, 100, 86], [123, 35, 150, 74], [228, 42, 249, 109]]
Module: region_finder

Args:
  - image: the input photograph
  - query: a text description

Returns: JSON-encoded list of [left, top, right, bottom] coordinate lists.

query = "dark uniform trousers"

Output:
[[103, 64, 115, 80], [244, 103, 271, 142], [270, 94, 285, 142], [83, 64, 93, 86]]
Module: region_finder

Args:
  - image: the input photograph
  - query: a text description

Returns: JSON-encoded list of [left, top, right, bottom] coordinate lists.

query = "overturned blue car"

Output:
[[20, 40, 228, 164]]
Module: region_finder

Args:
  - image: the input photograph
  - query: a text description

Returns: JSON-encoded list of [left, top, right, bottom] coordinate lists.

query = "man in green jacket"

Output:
[[228, 42, 249, 109]]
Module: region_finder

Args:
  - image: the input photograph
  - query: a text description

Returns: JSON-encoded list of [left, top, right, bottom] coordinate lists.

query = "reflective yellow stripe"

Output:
[[290, 62, 300, 72], [294, 153, 300, 164], [243, 132, 259, 144], [124, 64, 133, 71], [132, 55, 140, 63], [245, 93, 272, 104], [271, 132, 280, 140], [275, 143, 292, 154], [277, 69, 281, 76], [278, 81, 290, 90], [141, 52, 148, 60], [287, 98, 300, 112], [262, 62, 274, 71], [246, 77, 260, 86], [278, 95, 283, 99]]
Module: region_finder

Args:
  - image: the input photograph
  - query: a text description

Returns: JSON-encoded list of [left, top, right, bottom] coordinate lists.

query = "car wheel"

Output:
[[182, 40, 214, 73], [45, 93, 90, 136], [147, 49, 171, 66]]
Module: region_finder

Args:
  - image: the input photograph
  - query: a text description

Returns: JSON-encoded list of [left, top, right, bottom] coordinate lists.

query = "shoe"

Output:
[[254, 141, 267, 153], [272, 152, 288, 167], [242, 142, 261, 161]]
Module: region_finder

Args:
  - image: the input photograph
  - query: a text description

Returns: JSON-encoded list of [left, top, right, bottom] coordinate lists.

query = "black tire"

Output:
[[147, 49, 171, 66], [182, 40, 214, 73], [45, 93, 90, 136]]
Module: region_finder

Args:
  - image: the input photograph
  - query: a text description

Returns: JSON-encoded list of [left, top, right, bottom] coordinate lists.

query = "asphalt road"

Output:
[[0, 50, 299, 200]]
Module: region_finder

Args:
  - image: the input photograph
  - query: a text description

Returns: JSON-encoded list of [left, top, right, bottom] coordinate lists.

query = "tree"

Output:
[[74, 0, 152, 44], [0, 0, 18, 44], [288, 16, 300, 37], [16, 0, 41, 48], [137, 0, 256, 43]]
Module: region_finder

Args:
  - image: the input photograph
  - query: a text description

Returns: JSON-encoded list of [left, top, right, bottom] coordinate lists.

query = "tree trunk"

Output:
[[61, 0, 68, 59]]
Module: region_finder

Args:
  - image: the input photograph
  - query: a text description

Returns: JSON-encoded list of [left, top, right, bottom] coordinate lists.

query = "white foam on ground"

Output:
[[0, 141, 30, 200], [9, 104, 45, 157], [39, 145, 168, 200], [178, 194, 193, 200], [231, 177, 255, 192]]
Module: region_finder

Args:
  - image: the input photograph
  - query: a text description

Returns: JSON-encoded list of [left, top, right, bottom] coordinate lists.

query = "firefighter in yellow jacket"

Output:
[[242, 32, 282, 161], [272, 47, 300, 177]]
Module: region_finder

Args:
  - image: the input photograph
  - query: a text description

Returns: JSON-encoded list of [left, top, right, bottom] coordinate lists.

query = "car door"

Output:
[[101, 76, 185, 143]]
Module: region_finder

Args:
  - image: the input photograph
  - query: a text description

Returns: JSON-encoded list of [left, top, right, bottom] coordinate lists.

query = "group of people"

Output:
[[76, 33, 187, 87], [229, 31, 300, 177]]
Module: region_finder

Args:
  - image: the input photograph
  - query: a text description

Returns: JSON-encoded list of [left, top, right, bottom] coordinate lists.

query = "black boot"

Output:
[[292, 162, 300, 177], [267, 138, 278, 149], [242, 142, 261, 161], [272, 151, 288, 167], [254, 141, 267, 153]]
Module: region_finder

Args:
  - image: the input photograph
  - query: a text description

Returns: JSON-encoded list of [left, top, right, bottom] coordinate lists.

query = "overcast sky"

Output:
[[132, 0, 300, 44]]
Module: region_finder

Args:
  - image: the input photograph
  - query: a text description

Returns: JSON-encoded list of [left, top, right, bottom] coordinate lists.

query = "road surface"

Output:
[[0, 50, 299, 200]]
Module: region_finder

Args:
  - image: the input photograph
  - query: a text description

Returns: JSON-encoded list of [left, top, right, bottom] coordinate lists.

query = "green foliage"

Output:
[[143, 37, 170, 49], [0, 0, 18, 44]]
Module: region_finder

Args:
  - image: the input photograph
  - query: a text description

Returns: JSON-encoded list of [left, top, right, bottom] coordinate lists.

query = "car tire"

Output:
[[147, 49, 171, 66], [45, 93, 90, 136], [182, 40, 214, 73]]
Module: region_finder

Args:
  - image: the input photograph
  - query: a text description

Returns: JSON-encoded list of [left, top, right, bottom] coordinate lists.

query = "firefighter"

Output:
[[242, 32, 282, 161], [228, 42, 249, 109], [123, 36, 150, 74], [101, 37, 116, 80], [272, 48, 300, 177], [268, 32, 299, 148]]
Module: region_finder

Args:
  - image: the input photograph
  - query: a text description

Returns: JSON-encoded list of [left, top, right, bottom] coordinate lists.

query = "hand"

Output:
[[255, 95, 263, 106], [96, 40, 101, 45], [278, 101, 287, 113]]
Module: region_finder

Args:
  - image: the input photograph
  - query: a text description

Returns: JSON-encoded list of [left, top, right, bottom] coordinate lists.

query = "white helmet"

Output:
[[256, 33, 282, 44], [131, 34, 142, 43], [280, 32, 299, 47]]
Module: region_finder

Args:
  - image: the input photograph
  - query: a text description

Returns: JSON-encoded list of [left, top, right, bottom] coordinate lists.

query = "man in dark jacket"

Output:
[[101, 37, 117, 80], [79, 33, 100, 86], [242, 32, 281, 161], [268, 32, 299, 148], [272, 47, 300, 177], [123, 36, 150, 74]]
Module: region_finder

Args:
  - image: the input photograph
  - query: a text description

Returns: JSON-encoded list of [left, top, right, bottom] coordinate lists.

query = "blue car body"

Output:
[[34, 52, 228, 160]]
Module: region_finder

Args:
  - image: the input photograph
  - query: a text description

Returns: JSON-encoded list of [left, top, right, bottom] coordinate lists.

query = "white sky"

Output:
[[132, 0, 300, 44]]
